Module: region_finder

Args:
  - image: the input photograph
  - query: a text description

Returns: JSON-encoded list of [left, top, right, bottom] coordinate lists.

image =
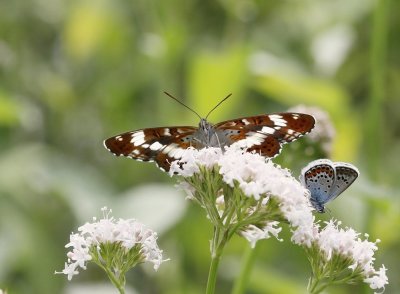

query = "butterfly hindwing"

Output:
[[246, 135, 282, 157], [329, 162, 359, 200]]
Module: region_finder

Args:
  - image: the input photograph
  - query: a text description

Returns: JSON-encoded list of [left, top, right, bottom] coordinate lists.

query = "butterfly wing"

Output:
[[300, 159, 336, 212], [104, 126, 200, 171], [329, 162, 359, 200], [215, 113, 315, 157], [104, 112, 315, 170]]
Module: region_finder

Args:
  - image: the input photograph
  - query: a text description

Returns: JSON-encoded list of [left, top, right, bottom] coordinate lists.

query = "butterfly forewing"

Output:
[[104, 126, 200, 170], [329, 162, 359, 200], [273, 113, 316, 141], [216, 113, 315, 157], [216, 113, 314, 139]]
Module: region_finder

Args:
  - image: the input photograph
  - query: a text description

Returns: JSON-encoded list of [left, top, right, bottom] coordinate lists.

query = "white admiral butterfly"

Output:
[[104, 93, 315, 172], [300, 159, 359, 213]]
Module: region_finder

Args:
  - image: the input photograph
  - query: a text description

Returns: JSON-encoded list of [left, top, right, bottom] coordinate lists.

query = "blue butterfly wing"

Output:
[[329, 162, 359, 200], [300, 159, 336, 212]]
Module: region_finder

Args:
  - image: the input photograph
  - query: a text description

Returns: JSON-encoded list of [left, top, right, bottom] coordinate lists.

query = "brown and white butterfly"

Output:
[[104, 94, 315, 172]]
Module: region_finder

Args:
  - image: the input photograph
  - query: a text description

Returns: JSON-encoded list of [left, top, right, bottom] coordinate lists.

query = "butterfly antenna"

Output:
[[205, 93, 232, 119], [164, 92, 202, 120]]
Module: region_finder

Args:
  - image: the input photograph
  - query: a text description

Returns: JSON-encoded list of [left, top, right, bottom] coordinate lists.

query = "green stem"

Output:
[[206, 228, 227, 294], [231, 244, 258, 294], [308, 275, 317, 293], [206, 251, 222, 294], [307, 266, 358, 294], [102, 266, 126, 294], [308, 275, 328, 294], [311, 283, 328, 294], [91, 244, 126, 294]]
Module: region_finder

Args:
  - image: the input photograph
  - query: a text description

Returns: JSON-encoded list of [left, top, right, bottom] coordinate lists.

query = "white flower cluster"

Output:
[[316, 220, 388, 293], [57, 207, 165, 280], [170, 143, 315, 246]]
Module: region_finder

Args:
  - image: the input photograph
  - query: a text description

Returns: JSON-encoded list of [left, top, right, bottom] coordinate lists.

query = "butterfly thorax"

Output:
[[310, 199, 325, 213], [193, 118, 231, 148]]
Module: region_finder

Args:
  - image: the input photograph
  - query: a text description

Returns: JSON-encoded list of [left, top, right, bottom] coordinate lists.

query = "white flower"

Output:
[[66, 233, 92, 270], [318, 220, 359, 260], [215, 195, 225, 217], [57, 207, 165, 280], [364, 265, 388, 294], [291, 219, 319, 248], [240, 222, 282, 248], [175, 181, 196, 200], [59, 262, 80, 281]]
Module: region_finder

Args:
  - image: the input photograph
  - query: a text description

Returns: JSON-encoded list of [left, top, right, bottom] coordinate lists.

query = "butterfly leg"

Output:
[[212, 133, 226, 153]]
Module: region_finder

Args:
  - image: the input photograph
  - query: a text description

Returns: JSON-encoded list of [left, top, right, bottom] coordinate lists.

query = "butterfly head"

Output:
[[197, 118, 217, 146], [199, 118, 212, 131]]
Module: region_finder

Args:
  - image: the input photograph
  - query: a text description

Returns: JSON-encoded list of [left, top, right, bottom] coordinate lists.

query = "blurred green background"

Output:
[[0, 0, 399, 293]]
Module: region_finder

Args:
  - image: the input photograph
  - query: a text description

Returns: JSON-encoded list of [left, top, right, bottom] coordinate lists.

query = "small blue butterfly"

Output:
[[300, 159, 359, 213]]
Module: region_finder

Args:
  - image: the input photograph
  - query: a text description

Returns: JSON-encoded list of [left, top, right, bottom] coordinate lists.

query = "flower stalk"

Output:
[[206, 227, 228, 294]]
